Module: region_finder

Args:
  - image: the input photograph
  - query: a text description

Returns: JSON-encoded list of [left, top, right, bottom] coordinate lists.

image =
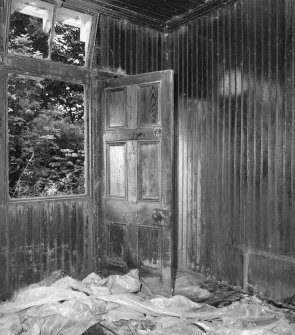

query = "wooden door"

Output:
[[101, 70, 174, 296]]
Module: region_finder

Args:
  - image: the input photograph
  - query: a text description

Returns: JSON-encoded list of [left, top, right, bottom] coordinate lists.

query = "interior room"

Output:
[[1, 0, 295, 333]]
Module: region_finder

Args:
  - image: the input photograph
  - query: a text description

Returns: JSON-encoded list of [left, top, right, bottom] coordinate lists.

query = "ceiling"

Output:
[[90, 0, 234, 30]]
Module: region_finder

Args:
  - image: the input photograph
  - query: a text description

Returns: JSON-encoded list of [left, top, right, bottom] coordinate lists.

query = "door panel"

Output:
[[101, 70, 174, 296], [107, 88, 127, 128], [138, 83, 159, 125], [138, 142, 160, 200], [109, 223, 126, 261], [106, 143, 127, 198], [138, 226, 160, 269]]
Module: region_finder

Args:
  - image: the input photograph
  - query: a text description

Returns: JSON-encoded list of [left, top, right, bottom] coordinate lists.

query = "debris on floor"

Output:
[[174, 272, 246, 307], [1, 270, 295, 335]]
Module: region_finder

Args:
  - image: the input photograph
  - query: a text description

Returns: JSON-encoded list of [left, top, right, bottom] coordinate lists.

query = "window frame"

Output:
[[3, 0, 100, 202]]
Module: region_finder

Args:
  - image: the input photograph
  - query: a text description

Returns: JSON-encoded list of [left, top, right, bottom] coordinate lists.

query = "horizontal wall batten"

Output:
[[9, 195, 91, 205], [4, 55, 90, 83]]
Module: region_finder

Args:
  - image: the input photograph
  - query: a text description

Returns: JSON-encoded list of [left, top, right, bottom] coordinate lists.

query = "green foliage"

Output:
[[52, 23, 85, 65], [9, 12, 49, 58], [8, 8, 87, 198], [9, 12, 85, 64], [8, 75, 85, 198]]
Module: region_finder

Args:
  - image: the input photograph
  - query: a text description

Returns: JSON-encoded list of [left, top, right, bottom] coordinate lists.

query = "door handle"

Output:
[[152, 209, 171, 228], [152, 210, 162, 222]]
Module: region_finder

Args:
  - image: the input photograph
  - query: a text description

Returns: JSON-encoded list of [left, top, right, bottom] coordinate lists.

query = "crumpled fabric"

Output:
[[98, 294, 224, 319], [0, 270, 141, 335], [101, 269, 142, 293], [195, 318, 295, 335], [0, 313, 22, 335], [1, 271, 295, 335]]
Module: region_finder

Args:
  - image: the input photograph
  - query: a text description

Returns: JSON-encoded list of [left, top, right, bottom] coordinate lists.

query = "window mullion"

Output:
[[3, 0, 12, 54], [47, 4, 57, 61], [85, 13, 99, 68]]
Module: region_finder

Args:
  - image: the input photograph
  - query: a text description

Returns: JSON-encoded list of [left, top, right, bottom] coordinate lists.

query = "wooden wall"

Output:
[[97, 16, 168, 74], [0, 11, 167, 298], [87, 0, 295, 302], [7, 200, 94, 289], [2, 0, 295, 302], [170, 0, 295, 300]]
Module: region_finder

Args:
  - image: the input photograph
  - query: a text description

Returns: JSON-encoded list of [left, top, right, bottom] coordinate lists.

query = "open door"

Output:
[[100, 70, 174, 296]]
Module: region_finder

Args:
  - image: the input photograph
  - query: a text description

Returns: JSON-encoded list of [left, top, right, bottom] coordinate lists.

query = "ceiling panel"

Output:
[[93, 0, 207, 21], [86, 0, 234, 30]]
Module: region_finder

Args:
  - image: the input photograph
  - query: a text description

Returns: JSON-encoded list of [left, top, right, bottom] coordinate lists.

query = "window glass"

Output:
[[8, 74, 85, 198]]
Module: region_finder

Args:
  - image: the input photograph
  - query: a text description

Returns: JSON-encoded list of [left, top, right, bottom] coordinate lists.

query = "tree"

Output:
[[9, 12, 49, 58], [8, 12, 86, 198]]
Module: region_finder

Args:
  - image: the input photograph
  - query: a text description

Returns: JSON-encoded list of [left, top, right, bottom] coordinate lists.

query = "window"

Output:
[[5, 0, 98, 199], [8, 74, 85, 198], [9, 0, 92, 65]]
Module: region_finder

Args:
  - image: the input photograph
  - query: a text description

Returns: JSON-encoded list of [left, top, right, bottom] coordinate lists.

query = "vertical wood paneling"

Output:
[[187, 21, 193, 271], [7, 200, 89, 290], [190, 20, 197, 268], [2, 0, 295, 302], [0, 1, 8, 297], [170, 0, 295, 299], [290, 0, 295, 298], [0, 61, 9, 297], [1, 13, 166, 295], [98, 16, 165, 75]]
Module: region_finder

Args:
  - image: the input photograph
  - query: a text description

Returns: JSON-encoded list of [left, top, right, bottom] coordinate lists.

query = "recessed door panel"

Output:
[[107, 88, 127, 128], [138, 142, 160, 200], [138, 226, 160, 270], [107, 143, 126, 198], [109, 223, 126, 262], [138, 83, 159, 126]]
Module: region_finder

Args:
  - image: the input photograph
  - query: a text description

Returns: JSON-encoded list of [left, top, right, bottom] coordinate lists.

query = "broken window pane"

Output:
[[8, 74, 85, 198], [9, 0, 92, 65], [9, 11, 50, 58], [51, 8, 92, 66], [51, 22, 85, 65]]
